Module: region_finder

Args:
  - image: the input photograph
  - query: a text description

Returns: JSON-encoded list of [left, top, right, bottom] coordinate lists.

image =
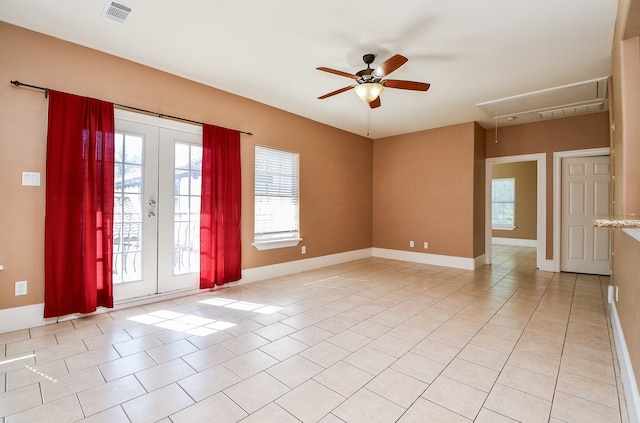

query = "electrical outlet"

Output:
[[301, 246, 306, 254], [424, 242, 429, 249], [608, 285, 613, 304], [15, 280, 27, 296], [409, 240, 414, 248]]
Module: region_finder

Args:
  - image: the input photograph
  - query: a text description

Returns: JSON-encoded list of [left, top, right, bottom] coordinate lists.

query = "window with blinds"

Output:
[[254, 146, 300, 247], [492, 177, 516, 229]]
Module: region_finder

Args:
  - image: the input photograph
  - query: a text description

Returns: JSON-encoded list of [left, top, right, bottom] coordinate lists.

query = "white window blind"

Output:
[[492, 177, 516, 229], [254, 146, 300, 243]]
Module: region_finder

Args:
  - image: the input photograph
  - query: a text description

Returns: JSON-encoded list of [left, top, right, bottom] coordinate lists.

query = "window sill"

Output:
[[253, 238, 303, 251], [492, 225, 516, 231]]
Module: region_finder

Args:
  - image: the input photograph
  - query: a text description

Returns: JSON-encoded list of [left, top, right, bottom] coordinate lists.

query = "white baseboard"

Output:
[[475, 254, 487, 269], [237, 248, 373, 285], [372, 248, 480, 270], [0, 303, 54, 333], [611, 301, 640, 423], [492, 237, 538, 247]]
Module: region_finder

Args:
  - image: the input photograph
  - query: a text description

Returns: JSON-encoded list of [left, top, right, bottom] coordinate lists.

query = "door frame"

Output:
[[552, 147, 610, 272], [485, 153, 547, 271]]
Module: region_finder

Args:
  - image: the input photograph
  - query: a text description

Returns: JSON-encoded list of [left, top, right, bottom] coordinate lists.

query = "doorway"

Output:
[[113, 110, 202, 302], [485, 153, 547, 270]]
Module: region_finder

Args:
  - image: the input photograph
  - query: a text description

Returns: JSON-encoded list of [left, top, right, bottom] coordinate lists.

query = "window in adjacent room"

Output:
[[253, 145, 301, 250], [492, 177, 516, 230]]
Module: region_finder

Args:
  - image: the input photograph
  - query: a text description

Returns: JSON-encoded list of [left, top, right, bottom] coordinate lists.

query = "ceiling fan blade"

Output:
[[372, 54, 408, 78], [318, 85, 356, 99], [316, 67, 359, 79], [369, 97, 381, 109], [382, 79, 431, 91]]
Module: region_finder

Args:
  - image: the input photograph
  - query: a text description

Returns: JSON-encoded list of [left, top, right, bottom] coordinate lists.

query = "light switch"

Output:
[[15, 281, 27, 296], [22, 172, 41, 186]]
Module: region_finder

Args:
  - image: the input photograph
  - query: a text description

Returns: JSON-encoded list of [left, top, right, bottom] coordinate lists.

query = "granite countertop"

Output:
[[594, 217, 640, 228]]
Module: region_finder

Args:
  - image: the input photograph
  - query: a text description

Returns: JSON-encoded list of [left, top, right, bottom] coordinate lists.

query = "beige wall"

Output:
[[611, 0, 640, 385], [492, 161, 537, 240], [0, 23, 373, 311], [486, 112, 610, 259], [613, 231, 640, 378], [372, 122, 482, 259]]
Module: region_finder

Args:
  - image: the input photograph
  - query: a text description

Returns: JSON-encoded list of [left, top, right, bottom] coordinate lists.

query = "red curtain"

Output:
[[44, 90, 115, 318], [200, 124, 242, 288]]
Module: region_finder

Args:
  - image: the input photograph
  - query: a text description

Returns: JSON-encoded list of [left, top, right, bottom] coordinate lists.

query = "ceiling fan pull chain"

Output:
[[367, 108, 371, 137], [495, 107, 499, 144]]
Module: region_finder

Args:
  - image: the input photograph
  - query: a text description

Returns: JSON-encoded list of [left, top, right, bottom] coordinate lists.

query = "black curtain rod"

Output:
[[10, 80, 253, 136]]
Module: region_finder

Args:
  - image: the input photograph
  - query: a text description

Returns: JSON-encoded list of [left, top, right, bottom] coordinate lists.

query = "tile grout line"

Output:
[[394, 249, 543, 421], [467, 264, 566, 420]]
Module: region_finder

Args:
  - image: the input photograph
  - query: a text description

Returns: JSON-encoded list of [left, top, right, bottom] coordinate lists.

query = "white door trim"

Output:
[[553, 147, 610, 272], [485, 153, 547, 271]]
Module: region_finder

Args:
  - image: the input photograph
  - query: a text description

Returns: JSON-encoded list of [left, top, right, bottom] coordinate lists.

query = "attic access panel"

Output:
[[477, 77, 608, 120]]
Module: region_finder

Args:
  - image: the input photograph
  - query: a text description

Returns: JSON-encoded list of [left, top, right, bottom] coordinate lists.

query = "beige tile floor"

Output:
[[0, 245, 630, 422]]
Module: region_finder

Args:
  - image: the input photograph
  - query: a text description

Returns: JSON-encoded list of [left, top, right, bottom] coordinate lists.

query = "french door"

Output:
[[113, 110, 202, 302]]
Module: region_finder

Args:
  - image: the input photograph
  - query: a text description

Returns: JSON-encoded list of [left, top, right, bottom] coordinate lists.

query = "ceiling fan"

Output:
[[317, 53, 431, 108]]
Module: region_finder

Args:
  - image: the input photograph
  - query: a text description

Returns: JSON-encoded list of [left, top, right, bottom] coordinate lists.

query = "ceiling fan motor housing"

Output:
[[356, 54, 378, 84]]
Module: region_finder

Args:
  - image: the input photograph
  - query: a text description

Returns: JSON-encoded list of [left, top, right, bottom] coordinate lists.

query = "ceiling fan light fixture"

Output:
[[354, 83, 384, 103]]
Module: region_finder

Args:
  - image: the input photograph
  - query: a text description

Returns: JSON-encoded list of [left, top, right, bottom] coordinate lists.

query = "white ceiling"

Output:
[[0, 0, 617, 138]]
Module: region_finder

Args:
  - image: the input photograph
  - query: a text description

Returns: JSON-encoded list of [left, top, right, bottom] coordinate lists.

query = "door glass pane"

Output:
[[173, 142, 202, 275], [175, 175, 189, 196], [190, 171, 201, 196], [124, 135, 143, 164], [124, 165, 142, 193], [191, 148, 202, 171], [114, 133, 124, 162], [175, 143, 190, 169], [113, 131, 144, 284]]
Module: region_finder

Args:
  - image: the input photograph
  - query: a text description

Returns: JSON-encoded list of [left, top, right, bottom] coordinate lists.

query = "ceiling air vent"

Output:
[[538, 102, 604, 119], [102, 1, 135, 24]]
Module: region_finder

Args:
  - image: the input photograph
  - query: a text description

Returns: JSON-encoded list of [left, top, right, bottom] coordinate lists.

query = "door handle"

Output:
[[148, 200, 157, 207], [148, 212, 156, 219]]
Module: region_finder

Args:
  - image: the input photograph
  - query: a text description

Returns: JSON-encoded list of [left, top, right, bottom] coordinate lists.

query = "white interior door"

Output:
[[561, 156, 611, 275], [113, 112, 202, 301]]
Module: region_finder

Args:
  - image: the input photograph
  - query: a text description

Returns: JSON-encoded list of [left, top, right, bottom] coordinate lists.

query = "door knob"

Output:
[[148, 212, 156, 219], [148, 200, 157, 207]]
